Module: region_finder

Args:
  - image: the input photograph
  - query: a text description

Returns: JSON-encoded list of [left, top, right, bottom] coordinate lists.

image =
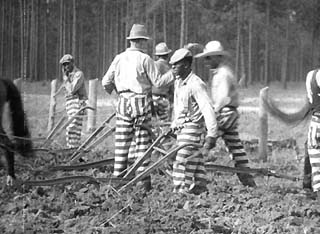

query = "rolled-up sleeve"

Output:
[[193, 82, 218, 138]]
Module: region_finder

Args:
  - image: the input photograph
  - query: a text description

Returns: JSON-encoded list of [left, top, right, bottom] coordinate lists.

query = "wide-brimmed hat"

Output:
[[194, 41, 230, 58], [169, 48, 192, 64], [154, 42, 172, 55], [59, 54, 74, 64], [127, 24, 150, 40]]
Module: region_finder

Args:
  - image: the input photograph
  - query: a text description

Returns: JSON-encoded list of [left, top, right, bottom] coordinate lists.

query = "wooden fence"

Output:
[[14, 78, 270, 161], [46, 78, 98, 133]]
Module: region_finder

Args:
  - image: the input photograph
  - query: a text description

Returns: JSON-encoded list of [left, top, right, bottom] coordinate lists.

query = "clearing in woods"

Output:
[[0, 81, 319, 233]]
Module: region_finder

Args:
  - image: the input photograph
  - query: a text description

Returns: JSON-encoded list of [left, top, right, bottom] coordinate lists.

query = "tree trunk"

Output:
[[240, 40, 246, 88], [311, 0, 317, 67], [264, 0, 270, 84], [58, 0, 63, 78], [44, 0, 48, 81], [102, 0, 107, 73], [72, 0, 76, 57], [247, 1, 253, 86], [299, 35, 303, 81], [114, 1, 119, 55], [9, 0, 14, 78], [152, 13, 156, 57], [97, 1, 101, 78], [0, 0, 4, 77], [125, 0, 130, 49], [179, 0, 185, 48], [29, 0, 34, 80], [35, 0, 40, 81], [281, 12, 289, 89], [24, 0, 29, 79], [235, 1, 241, 80], [62, 1, 66, 55], [163, 0, 167, 43], [184, 0, 188, 44], [79, 21, 83, 68]]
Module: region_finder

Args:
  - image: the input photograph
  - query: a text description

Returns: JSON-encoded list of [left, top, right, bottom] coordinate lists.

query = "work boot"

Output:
[[237, 173, 257, 187], [303, 141, 312, 190], [303, 177, 312, 190], [137, 176, 152, 194], [142, 179, 152, 192], [189, 184, 208, 195]]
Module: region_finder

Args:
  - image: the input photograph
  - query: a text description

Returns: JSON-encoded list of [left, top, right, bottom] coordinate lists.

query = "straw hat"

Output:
[[194, 41, 230, 58], [59, 54, 74, 64], [169, 48, 192, 64], [127, 24, 150, 40], [154, 42, 172, 55]]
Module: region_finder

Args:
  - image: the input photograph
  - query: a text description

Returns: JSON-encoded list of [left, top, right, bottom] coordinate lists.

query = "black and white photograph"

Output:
[[0, 0, 319, 233]]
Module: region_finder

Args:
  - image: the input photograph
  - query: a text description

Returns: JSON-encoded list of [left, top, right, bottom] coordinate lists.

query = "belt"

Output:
[[152, 93, 167, 98], [118, 89, 133, 94], [312, 111, 320, 117]]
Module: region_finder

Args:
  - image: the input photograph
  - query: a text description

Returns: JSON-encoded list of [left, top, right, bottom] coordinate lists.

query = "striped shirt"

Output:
[[102, 48, 174, 95], [173, 71, 218, 138], [306, 69, 320, 106]]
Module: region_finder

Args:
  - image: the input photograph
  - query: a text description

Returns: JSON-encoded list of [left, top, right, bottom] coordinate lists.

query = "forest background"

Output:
[[1, 0, 320, 88]]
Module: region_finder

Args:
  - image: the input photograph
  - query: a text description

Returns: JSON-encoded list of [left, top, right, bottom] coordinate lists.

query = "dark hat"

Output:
[[127, 24, 150, 40], [169, 48, 192, 64], [154, 42, 172, 55]]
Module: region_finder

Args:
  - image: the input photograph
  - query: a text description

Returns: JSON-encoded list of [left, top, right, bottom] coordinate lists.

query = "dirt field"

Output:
[[0, 81, 319, 233]]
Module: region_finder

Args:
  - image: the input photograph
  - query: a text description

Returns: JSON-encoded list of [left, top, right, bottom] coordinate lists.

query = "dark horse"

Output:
[[0, 79, 33, 186]]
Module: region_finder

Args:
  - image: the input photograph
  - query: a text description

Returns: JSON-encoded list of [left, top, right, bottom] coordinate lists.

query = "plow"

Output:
[[3, 111, 301, 192]]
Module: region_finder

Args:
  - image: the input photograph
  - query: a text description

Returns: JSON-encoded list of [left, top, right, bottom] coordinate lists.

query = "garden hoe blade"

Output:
[[69, 126, 115, 163], [22, 175, 128, 188], [205, 163, 301, 181], [43, 106, 95, 147], [69, 112, 115, 161], [122, 128, 172, 179], [42, 115, 67, 147]]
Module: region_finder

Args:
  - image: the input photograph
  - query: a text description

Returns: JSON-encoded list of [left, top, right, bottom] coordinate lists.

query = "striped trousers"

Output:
[[221, 130, 250, 167], [65, 95, 83, 148], [219, 107, 256, 187], [152, 94, 171, 122], [172, 122, 207, 193], [114, 94, 152, 178], [218, 107, 250, 167], [307, 116, 320, 192]]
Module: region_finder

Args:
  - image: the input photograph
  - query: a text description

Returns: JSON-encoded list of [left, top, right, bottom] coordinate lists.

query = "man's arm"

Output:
[[102, 56, 118, 94], [213, 72, 230, 112], [70, 71, 85, 95], [144, 57, 175, 88], [193, 82, 218, 138]]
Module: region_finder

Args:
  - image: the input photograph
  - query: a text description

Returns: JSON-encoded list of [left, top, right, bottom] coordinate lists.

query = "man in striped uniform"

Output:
[[306, 68, 320, 196], [58, 54, 87, 149], [102, 24, 174, 192], [152, 42, 174, 122], [170, 48, 218, 194], [195, 41, 256, 187]]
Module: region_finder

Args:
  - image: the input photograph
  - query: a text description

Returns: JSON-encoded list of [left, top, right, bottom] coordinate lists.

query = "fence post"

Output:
[[47, 79, 57, 132], [259, 87, 268, 162], [13, 78, 22, 92], [87, 78, 98, 132]]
